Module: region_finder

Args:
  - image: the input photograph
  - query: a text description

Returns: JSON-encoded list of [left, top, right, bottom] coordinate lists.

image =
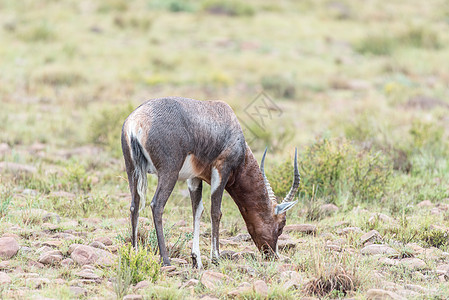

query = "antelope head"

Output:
[[251, 148, 300, 258]]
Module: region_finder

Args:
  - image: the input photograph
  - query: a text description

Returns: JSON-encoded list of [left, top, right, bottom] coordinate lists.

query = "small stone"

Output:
[[430, 208, 440, 215], [38, 250, 64, 265], [277, 239, 298, 251], [134, 280, 151, 291], [89, 241, 106, 250], [360, 230, 382, 244], [26, 277, 50, 289], [337, 227, 363, 235], [94, 236, 113, 246], [399, 258, 426, 271], [404, 284, 426, 293], [368, 213, 395, 226], [436, 264, 449, 275], [320, 203, 339, 215], [161, 266, 176, 273], [61, 258, 74, 267], [228, 282, 252, 297], [123, 295, 143, 300], [69, 244, 116, 266], [360, 244, 398, 256], [280, 271, 302, 290], [201, 271, 232, 289], [228, 233, 252, 242], [283, 224, 317, 235], [0, 261, 10, 270], [232, 251, 256, 261], [170, 258, 188, 266], [28, 260, 45, 268], [253, 280, 268, 297], [37, 246, 53, 254], [0, 143, 11, 155], [220, 250, 236, 260], [42, 240, 62, 248], [181, 278, 199, 289], [76, 269, 101, 280], [0, 236, 19, 259], [366, 289, 405, 300], [70, 286, 87, 297], [0, 272, 12, 284], [0, 162, 37, 174], [417, 200, 433, 207]]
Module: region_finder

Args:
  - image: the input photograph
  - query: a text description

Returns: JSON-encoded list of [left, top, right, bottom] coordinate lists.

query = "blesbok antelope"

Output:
[[121, 97, 300, 268]]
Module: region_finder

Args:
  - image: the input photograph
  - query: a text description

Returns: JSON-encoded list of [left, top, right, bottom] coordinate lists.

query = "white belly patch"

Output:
[[178, 155, 199, 180]]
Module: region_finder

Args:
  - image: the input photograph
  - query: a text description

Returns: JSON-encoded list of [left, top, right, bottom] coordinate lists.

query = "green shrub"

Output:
[[419, 229, 449, 249], [399, 26, 441, 49], [89, 103, 134, 157], [32, 67, 86, 86], [261, 74, 296, 99], [270, 138, 393, 205], [202, 0, 254, 16], [355, 34, 396, 56], [19, 22, 56, 42], [117, 243, 161, 284]]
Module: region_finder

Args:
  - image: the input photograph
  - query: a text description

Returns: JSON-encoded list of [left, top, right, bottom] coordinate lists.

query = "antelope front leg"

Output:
[[188, 178, 204, 269], [210, 168, 226, 265]]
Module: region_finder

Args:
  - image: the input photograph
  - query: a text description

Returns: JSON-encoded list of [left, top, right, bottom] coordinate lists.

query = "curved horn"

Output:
[[283, 148, 300, 203], [260, 147, 277, 202]]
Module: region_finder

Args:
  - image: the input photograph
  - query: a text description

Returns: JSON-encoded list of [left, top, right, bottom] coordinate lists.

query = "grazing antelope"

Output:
[[121, 97, 300, 268]]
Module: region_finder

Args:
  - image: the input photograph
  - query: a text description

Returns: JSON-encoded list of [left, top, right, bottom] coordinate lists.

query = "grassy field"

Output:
[[1, 0, 449, 299]]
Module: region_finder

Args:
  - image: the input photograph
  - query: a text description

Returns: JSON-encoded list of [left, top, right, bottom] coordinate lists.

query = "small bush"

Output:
[[261, 74, 296, 99], [399, 26, 441, 49], [114, 255, 132, 299], [32, 67, 86, 86], [303, 247, 361, 297], [117, 243, 161, 284], [296, 138, 391, 205], [355, 34, 396, 56], [419, 229, 449, 249], [19, 22, 56, 42], [0, 184, 13, 219], [89, 103, 134, 157], [202, 0, 255, 16]]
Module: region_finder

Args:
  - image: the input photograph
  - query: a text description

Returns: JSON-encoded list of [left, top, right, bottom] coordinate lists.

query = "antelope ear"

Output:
[[275, 201, 298, 215]]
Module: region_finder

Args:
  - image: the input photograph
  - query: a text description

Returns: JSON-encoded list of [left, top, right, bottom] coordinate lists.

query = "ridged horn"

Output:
[[260, 147, 277, 203], [283, 148, 300, 203]]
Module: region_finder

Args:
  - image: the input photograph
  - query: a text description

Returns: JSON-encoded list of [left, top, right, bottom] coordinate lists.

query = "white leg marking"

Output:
[[192, 199, 204, 268], [210, 167, 221, 195], [187, 178, 199, 191]]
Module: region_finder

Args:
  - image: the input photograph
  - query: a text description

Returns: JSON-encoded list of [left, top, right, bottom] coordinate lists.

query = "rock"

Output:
[[161, 266, 176, 273], [37, 246, 54, 254], [360, 230, 382, 244], [220, 250, 236, 260], [436, 264, 449, 275], [228, 233, 252, 242], [26, 277, 50, 289], [403, 284, 426, 293], [236, 265, 256, 276], [42, 240, 62, 248], [284, 224, 317, 235], [228, 282, 252, 297], [201, 271, 232, 289], [361, 244, 398, 256], [280, 271, 302, 290], [277, 239, 298, 251], [28, 260, 45, 268], [134, 280, 151, 291], [170, 258, 189, 266], [417, 200, 433, 208], [430, 207, 440, 215], [0, 143, 11, 155], [337, 226, 363, 235], [253, 280, 268, 297], [69, 244, 116, 266], [181, 278, 199, 289], [366, 289, 405, 300], [368, 213, 394, 225], [38, 250, 64, 265], [399, 258, 426, 271], [89, 241, 106, 250], [0, 236, 19, 259], [70, 286, 87, 297], [232, 251, 256, 261], [0, 162, 37, 174], [320, 203, 339, 215], [42, 212, 61, 223], [123, 295, 143, 300], [94, 236, 113, 246], [76, 269, 101, 280], [0, 272, 12, 284], [0, 261, 10, 270]]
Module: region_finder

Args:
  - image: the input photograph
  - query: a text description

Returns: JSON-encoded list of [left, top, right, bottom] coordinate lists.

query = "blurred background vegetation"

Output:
[[1, 0, 448, 216]]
